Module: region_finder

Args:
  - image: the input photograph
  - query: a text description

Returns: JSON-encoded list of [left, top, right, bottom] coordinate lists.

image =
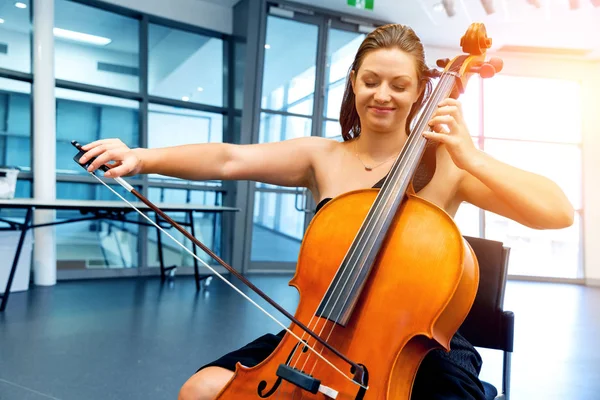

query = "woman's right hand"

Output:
[[78, 138, 143, 178]]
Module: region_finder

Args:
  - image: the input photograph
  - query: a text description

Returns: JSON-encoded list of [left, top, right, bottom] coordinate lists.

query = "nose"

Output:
[[373, 85, 391, 103]]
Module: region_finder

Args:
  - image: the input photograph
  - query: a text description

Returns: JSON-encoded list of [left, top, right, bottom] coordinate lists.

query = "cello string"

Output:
[[311, 72, 457, 369], [287, 72, 452, 374], [88, 171, 368, 390], [298, 72, 457, 376], [288, 72, 449, 374]]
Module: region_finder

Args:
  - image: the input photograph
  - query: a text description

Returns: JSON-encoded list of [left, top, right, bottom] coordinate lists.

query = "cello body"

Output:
[[214, 189, 479, 399]]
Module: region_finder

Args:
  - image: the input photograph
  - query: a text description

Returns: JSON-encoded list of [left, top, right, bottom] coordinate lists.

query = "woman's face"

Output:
[[351, 48, 421, 136]]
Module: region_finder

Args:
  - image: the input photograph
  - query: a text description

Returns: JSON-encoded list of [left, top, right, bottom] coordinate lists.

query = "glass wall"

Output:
[[0, 0, 31, 73], [147, 104, 223, 184], [56, 89, 140, 174], [0, 78, 31, 172], [454, 75, 583, 279], [52, 1, 141, 272], [147, 188, 223, 267], [50, 1, 232, 273], [481, 75, 582, 279], [250, 15, 318, 265], [54, 0, 139, 92], [0, 0, 236, 275], [148, 24, 223, 106]]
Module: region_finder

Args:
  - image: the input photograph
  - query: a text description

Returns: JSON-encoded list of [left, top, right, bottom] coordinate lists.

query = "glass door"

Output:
[[321, 28, 366, 140], [247, 11, 371, 272], [248, 14, 320, 271]]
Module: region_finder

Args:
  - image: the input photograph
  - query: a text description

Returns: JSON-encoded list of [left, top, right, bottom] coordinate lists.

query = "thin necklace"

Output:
[[354, 139, 399, 171]]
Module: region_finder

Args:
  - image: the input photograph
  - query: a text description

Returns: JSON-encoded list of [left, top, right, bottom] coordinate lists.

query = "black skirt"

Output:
[[197, 330, 487, 400]]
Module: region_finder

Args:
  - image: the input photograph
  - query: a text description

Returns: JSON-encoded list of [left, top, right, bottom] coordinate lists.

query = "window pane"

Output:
[[483, 75, 581, 143], [56, 89, 139, 175], [454, 202, 480, 238], [485, 210, 581, 279], [460, 76, 480, 136], [56, 210, 139, 269], [59, 216, 139, 269], [324, 82, 344, 120], [148, 104, 223, 184], [261, 16, 318, 115], [55, 0, 139, 92], [233, 38, 245, 110], [483, 139, 581, 209], [324, 29, 364, 120], [0, 78, 31, 171], [55, 182, 141, 270], [259, 112, 311, 143], [146, 188, 223, 267], [323, 120, 343, 140], [251, 191, 303, 262], [149, 24, 223, 106], [0, 0, 31, 72], [15, 179, 31, 198]]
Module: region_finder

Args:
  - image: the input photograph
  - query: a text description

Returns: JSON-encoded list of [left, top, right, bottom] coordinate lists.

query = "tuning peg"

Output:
[[436, 58, 450, 68], [488, 57, 503, 73], [477, 63, 496, 78], [469, 57, 504, 78]]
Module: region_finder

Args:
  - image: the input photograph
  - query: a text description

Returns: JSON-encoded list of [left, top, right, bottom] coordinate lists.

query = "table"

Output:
[[0, 198, 239, 312]]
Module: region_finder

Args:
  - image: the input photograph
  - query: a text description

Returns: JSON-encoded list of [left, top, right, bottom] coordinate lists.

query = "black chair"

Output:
[[460, 236, 515, 400]]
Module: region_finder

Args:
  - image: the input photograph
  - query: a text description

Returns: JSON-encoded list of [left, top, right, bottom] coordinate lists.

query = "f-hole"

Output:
[[257, 340, 305, 398]]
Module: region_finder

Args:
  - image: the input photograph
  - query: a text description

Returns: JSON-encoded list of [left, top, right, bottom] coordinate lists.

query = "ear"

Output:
[[350, 70, 357, 93], [414, 82, 426, 104]]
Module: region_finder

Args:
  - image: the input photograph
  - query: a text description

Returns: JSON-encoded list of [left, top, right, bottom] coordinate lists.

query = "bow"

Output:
[[71, 140, 367, 388]]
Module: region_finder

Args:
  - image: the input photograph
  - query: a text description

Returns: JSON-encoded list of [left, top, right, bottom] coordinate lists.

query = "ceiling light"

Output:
[[53, 27, 112, 46], [15, 2, 27, 9], [197, 87, 204, 92], [480, 0, 494, 14], [0, 18, 4, 24], [441, 0, 456, 17], [182, 96, 190, 102], [264, 44, 271, 49]]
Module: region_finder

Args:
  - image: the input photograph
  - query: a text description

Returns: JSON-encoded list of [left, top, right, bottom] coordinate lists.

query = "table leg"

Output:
[[1, 207, 33, 312], [188, 211, 201, 291]]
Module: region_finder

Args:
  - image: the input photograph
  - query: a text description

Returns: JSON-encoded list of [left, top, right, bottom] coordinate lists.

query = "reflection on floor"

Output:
[[0, 275, 598, 400], [251, 224, 302, 262]]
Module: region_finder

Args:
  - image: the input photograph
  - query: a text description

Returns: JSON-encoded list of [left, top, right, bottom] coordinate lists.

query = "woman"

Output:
[[80, 24, 574, 400]]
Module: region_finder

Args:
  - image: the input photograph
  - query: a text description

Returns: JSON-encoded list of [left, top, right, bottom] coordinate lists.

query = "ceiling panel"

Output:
[[289, 0, 600, 59]]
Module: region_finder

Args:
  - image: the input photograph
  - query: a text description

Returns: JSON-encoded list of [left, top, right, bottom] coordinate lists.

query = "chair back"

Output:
[[460, 236, 514, 352]]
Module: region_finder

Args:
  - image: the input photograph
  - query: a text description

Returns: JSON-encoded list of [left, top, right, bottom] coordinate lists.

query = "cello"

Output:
[[73, 22, 503, 399]]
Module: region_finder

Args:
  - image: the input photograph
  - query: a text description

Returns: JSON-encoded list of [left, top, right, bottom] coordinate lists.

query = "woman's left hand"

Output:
[[422, 98, 479, 170]]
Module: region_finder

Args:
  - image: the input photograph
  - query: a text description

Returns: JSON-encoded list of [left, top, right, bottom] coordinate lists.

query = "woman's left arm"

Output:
[[423, 98, 575, 230]]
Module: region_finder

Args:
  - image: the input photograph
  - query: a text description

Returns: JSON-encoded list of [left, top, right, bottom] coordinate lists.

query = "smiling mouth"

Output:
[[369, 106, 395, 112]]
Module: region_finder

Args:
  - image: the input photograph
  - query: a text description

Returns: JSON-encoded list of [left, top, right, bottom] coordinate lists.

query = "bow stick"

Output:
[[71, 140, 367, 388]]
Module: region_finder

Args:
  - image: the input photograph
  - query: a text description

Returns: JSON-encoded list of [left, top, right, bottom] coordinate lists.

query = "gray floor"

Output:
[[0, 275, 598, 399]]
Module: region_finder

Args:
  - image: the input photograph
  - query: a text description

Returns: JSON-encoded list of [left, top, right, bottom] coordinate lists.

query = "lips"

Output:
[[369, 106, 395, 113]]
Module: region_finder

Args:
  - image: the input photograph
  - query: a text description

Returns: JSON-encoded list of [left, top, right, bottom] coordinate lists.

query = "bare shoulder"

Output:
[[225, 135, 337, 191]]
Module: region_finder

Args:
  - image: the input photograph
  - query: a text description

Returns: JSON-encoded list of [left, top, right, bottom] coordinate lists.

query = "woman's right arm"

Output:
[[79, 137, 330, 190]]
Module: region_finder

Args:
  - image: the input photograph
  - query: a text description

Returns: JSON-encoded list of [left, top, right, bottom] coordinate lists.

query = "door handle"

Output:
[[294, 187, 313, 213]]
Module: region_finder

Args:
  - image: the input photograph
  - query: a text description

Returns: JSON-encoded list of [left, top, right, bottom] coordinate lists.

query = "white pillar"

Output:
[[32, 0, 56, 286]]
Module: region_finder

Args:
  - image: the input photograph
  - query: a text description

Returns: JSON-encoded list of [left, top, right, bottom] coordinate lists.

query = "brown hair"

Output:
[[339, 24, 434, 141]]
